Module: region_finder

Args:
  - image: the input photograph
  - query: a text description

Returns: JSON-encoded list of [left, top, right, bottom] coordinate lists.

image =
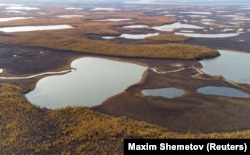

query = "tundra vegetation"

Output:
[[1, 83, 250, 154], [0, 4, 249, 155]]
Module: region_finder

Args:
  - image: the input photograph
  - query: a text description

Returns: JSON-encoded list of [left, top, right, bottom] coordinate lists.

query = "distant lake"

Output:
[[119, 33, 159, 39], [123, 25, 149, 29], [152, 22, 204, 32], [175, 32, 239, 38], [0, 25, 73, 33], [25, 57, 146, 109], [0, 17, 33, 22], [197, 86, 249, 98], [92, 18, 131, 22]]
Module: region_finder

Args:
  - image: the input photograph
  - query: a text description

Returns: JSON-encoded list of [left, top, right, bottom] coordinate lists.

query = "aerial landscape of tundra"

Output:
[[0, 0, 250, 154]]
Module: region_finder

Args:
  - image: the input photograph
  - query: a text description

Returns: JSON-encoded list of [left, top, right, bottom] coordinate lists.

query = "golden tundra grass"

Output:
[[1, 83, 250, 154]]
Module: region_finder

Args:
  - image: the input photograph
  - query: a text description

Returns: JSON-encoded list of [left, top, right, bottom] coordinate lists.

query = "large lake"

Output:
[[200, 50, 250, 85], [26, 57, 146, 109], [25, 50, 250, 109]]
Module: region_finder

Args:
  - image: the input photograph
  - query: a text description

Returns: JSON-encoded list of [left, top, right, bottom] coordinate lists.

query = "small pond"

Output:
[[197, 86, 249, 98], [142, 87, 185, 99]]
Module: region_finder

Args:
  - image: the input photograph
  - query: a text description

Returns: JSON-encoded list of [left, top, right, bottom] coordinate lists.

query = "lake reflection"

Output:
[[142, 87, 185, 99], [197, 86, 249, 98], [26, 57, 146, 109]]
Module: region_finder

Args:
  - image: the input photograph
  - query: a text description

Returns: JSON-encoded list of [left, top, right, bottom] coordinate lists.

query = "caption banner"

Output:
[[124, 139, 249, 154]]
